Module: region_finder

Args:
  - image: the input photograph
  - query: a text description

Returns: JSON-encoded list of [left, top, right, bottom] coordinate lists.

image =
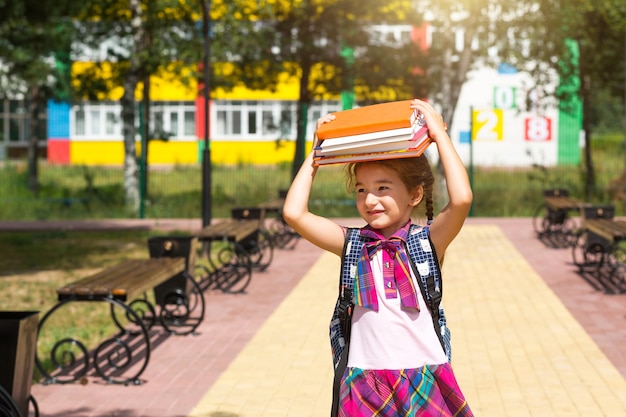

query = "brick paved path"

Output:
[[16, 218, 625, 417]]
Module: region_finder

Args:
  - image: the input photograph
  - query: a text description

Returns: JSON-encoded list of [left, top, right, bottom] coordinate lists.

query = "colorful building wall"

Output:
[[45, 25, 580, 168], [46, 63, 307, 166], [449, 64, 581, 168]]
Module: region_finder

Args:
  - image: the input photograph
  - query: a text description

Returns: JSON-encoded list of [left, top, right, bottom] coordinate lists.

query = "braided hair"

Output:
[[345, 155, 435, 222]]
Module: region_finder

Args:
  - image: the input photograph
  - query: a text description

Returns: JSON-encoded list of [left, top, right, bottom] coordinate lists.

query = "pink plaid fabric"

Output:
[[355, 222, 419, 311], [338, 363, 473, 416]]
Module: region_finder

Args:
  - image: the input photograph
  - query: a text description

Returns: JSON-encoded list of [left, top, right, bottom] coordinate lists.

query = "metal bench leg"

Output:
[[158, 271, 206, 335], [598, 246, 626, 294], [239, 230, 274, 272], [214, 245, 252, 294], [36, 299, 152, 386]]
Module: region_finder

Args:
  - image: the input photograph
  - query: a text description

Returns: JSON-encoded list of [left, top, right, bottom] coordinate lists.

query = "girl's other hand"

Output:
[[410, 99, 448, 142]]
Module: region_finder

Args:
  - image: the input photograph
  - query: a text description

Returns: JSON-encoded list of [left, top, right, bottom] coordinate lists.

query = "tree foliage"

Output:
[[410, 0, 623, 196], [0, 0, 84, 192], [210, 0, 425, 176], [499, 0, 625, 195]]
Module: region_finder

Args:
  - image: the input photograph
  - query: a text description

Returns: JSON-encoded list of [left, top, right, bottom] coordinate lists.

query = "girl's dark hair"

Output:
[[345, 155, 435, 221]]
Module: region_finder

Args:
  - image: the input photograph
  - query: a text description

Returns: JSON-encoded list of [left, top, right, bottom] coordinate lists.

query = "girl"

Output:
[[283, 99, 473, 416]]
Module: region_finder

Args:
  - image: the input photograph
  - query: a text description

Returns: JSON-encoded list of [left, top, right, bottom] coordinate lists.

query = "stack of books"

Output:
[[313, 100, 431, 166]]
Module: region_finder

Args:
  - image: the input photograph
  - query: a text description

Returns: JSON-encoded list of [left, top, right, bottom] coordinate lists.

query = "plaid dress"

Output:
[[338, 363, 473, 416]]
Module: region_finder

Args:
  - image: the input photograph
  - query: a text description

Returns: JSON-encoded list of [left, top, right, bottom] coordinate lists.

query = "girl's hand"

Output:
[[313, 113, 336, 149], [316, 113, 336, 130], [410, 99, 448, 142]]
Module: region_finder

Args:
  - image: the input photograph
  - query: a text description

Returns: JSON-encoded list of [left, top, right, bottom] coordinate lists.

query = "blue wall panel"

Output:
[[47, 100, 70, 138]]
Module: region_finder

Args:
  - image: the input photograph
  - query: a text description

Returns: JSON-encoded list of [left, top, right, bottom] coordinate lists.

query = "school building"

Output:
[[0, 24, 582, 168]]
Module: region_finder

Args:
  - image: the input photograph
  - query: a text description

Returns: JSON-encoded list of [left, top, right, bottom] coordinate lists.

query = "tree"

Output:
[[499, 0, 625, 198], [70, 0, 201, 213], [209, 0, 425, 178], [401, 0, 623, 200], [0, 0, 82, 193]]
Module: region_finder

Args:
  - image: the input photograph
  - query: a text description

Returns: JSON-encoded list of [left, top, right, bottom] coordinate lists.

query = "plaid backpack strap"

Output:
[[406, 223, 452, 362], [330, 227, 363, 417], [329, 227, 363, 369]]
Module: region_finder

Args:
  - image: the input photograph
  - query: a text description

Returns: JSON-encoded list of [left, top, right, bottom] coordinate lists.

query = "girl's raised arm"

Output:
[[410, 100, 473, 259], [282, 115, 346, 257]]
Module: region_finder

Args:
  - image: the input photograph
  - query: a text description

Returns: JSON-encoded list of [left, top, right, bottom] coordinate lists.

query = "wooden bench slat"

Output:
[[196, 219, 259, 242], [257, 198, 284, 212], [57, 258, 186, 302], [544, 196, 588, 211], [585, 219, 626, 243]]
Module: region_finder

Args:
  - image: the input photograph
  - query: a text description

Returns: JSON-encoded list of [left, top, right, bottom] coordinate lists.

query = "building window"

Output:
[[90, 110, 100, 135], [0, 99, 47, 145], [105, 111, 116, 135], [184, 111, 195, 136], [75, 110, 85, 135], [71, 101, 196, 141], [248, 110, 257, 134], [213, 100, 341, 141], [170, 112, 178, 136]]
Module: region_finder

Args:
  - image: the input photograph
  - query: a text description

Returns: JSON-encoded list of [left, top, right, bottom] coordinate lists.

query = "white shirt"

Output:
[[347, 250, 448, 370]]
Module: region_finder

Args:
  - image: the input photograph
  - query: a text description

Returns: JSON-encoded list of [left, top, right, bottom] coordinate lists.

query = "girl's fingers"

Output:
[[410, 100, 445, 130], [316, 114, 336, 130]]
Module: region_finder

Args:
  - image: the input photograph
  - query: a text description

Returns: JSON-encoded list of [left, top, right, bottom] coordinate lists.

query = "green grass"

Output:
[[1, 133, 624, 220]]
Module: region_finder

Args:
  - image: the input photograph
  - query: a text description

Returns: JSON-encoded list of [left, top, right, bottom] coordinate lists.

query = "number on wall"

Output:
[[524, 116, 552, 141], [471, 109, 503, 141]]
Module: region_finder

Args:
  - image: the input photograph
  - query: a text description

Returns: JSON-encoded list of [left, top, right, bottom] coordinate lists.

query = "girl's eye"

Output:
[[356, 188, 366, 193]]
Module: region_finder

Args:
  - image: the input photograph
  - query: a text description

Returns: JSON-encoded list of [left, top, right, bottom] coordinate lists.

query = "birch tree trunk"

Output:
[[120, 0, 144, 214]]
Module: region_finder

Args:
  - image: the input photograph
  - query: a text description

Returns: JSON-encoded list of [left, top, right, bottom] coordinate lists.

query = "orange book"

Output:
[[316, 100, 417, 140]]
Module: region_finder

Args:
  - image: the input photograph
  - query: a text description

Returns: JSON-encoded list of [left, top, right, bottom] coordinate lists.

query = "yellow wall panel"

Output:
[[213, 72, 300, 100], [72, 62, 198, 101], [69, 140, 313, 166], [209, 141, 299, 165], [146, 141, 199, 164], [149, 66, 198, 100], [71, 141, 126, 165]]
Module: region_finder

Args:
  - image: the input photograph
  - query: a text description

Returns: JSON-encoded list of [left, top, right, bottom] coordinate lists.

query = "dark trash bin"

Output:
[[0, 311, 39, 417], [147, 236, 197, 307]]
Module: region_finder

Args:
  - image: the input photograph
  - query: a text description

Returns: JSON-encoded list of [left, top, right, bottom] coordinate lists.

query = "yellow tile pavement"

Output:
[[188, 224, 626, 417]]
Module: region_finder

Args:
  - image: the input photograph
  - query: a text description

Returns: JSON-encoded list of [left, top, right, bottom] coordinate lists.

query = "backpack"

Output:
[[329, 224, 452, 416]]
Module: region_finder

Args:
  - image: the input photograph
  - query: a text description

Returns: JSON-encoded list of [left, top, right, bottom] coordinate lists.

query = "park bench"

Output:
[[35, 256, 205, 386], [194, 214, 265, 294], [533, 188, 589, 247], [571, 205, 626, 294], [257, 189, 300, 249]]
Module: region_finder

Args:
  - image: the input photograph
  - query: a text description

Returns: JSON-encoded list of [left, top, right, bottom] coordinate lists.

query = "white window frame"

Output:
[[212, 100, 341, 141], [70, 101, 196, 141]]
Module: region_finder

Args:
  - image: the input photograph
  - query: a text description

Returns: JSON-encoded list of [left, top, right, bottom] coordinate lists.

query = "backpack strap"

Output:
[[405, 224, 451, 361], [330, 227, 361, 368], [330, 227, 361, 417]]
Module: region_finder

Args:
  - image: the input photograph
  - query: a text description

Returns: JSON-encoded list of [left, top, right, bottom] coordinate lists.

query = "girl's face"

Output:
[[354, 164, 421, 238]]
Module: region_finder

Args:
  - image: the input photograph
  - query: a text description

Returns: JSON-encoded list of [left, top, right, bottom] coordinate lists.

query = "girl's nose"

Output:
[[365, 192, 378, 206]]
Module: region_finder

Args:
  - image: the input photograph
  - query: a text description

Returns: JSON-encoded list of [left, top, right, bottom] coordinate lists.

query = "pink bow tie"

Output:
[[354, 223, 419, 311]]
